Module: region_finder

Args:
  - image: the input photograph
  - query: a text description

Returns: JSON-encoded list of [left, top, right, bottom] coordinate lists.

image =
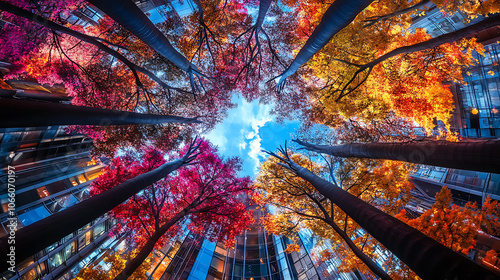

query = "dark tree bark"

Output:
[[0, 1, 179, 91], [267, 149, 499, 280], [190, 0, 221, 63], [363, 15, 500, 68], [277, 0, 374, 89], [293, 192, 392, 279], [283, 173, 391, 279], [0, 142, 200, 271], [293, 139, 500, 174], [87, 0, 198, 77], [0, 98, 201, 127]]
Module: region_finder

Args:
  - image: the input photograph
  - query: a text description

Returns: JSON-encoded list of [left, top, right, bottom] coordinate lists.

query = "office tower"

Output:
[[158, 209, 362, 280], [399, 5, 500, 272]]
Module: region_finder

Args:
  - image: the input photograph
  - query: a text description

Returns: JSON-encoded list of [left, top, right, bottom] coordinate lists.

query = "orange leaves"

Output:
[[319, 249, 333, 262], [483, 249, 500, 268], [74, 249, 152, 280], [479, 197, 500, 236], [285, 244, 301, 253], [433, 0, 500, 17], [399, 186, 497, 255]]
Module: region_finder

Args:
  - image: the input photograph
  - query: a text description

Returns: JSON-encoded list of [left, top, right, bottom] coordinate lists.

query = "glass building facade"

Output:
[[456, 44, 500, 138], [0, 124, 119, 280], [406, 7, 500, 273], [410, 5, 500, 138], [159, 209, 363, 280]]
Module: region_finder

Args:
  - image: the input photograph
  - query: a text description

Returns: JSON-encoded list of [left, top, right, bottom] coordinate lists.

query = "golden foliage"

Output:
[[74, 249, 152, 280]]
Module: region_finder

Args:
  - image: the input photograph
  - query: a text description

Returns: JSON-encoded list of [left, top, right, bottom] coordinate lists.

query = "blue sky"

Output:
[[204, 95, 301, 178]]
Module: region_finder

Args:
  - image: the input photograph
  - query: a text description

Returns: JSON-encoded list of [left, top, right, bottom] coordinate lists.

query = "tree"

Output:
[[0, 139, 201, 271], [286, 1, 499, 131], [78, 123, 196, 159], [0, 1, 179, 92], [188, 0, 223, 65], [257, 153, 404, 279], [87, 0, 206, 91], [276, 0, 375, 89], [233, 0, 284, 81], [293, 138, 500, 174], [90, 140, 253, 279], [0, 0, 83, 67], [263, 145, 498, 279], [0, 98, 201, 127], [362, 0, 432, 27], [330, 15, 499, 103], [303, 17, 482, 130]]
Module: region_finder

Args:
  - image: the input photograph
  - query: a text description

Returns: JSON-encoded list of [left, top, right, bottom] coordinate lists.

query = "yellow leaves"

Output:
[[389, 24, 403, 35], [487, 70, 495, 76], [261, 213, 298, 236]]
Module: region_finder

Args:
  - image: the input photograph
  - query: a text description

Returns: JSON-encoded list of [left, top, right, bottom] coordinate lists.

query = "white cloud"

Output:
[[204, 96, 274, 176], [246, 113, 273, 173]]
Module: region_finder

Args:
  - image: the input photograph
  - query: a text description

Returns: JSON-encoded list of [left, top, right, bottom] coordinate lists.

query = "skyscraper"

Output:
[[158, 209, 361, 280]]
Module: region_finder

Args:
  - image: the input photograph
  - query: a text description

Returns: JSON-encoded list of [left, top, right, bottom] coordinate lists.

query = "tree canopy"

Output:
[[1, 0, 500, 279]]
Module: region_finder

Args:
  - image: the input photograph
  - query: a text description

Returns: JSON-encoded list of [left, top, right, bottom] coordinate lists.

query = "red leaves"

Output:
[[396, 186, 500, 255], [174, 139, 254, 247], [91, 139, 253, 250]]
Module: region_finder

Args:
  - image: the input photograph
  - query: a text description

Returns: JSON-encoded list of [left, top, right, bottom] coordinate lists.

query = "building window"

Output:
[[45, 194, 79, 213], [18, 205, 51, 226], [77, 174, 87, 184], [37, 186, 50, 198], [69, 176, 79, 186]]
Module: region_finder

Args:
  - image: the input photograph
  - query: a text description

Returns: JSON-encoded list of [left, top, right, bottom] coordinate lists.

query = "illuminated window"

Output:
[[37, 186, 50, 198], [85, 169, 103, 181], [77, 174, 87, 184], [69, 177, 79, 186]]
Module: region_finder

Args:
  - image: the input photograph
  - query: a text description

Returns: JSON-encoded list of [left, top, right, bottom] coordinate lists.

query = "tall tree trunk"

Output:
[[294, 139, 500, 174], [88, 0, 195, 74], [323, 218, 392, 280], [192, 0, 207, 25], [277, 0, 374, 86], [0, 1, 176, 91], [0, 144, 200, 271], [255, 0, 272, 30], [113, 209, 190, 280], [274, 155, 498, 280], [0, 98, 200, 127]]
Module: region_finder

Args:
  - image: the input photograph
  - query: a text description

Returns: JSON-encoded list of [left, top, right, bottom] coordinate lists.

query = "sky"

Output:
[[204, 95, 301, 178]]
